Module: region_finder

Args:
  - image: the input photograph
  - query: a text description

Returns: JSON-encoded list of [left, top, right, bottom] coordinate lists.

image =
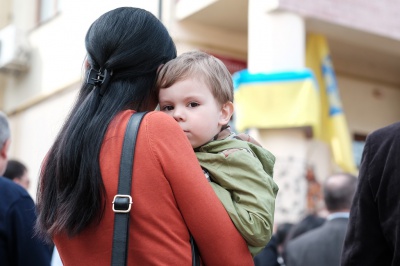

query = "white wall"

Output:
[[8, 85, 78, 199], [3, 0, 160, 112], [337, 75, 400, 136], [171, 20, 247, 59]]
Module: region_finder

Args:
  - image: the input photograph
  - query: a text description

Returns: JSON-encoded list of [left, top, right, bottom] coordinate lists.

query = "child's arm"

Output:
[[209, 181, 272, 256], [197, 143, 278, 257]]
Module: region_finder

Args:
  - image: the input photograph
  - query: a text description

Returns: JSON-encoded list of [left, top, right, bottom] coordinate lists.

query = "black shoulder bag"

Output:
[[111, 112, 200, 266]]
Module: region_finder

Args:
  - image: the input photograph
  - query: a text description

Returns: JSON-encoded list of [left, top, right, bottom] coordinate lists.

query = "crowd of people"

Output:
[[1, 6, 399, 266], [250, 111, 400, 265]]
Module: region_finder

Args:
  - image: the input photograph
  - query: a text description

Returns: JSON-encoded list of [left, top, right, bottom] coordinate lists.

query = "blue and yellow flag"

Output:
[[233, 34, 356, 173], [233, 69, 320, 134], [306, 34, 357, 173]]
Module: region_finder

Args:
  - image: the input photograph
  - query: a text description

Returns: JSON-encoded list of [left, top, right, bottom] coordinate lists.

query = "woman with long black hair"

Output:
[[35, 7, 253, 265]]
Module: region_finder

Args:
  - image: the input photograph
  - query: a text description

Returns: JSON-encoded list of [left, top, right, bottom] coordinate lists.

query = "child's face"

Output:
[[159, 78, 229, 149]]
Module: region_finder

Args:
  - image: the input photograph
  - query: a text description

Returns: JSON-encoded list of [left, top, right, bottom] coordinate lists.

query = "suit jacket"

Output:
[[342, 121, 400, 266], [254, 235, 280, 266], [0, 177, 52, 266], [285, 217, 348, 266]]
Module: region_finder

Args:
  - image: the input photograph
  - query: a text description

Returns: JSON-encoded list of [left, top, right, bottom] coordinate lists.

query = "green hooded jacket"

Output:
[[196, 132, 279, 257]]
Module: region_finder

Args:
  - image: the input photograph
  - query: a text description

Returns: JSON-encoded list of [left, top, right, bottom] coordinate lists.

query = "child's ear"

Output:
[[219, 101, 234, 126]]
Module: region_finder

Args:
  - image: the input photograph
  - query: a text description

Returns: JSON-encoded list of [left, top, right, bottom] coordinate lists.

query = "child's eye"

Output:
[[161, 105, 174, 111], [188, 102, 199, 108]]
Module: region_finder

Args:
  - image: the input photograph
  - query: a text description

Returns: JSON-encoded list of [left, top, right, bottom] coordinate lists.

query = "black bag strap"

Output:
[[111, 111, 148, 266], [191, 235, 200, 266], [110, 111, 200, 266]]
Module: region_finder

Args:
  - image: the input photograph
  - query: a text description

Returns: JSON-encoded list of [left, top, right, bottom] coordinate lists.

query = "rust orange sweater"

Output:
[[54, 110, 253, 265]]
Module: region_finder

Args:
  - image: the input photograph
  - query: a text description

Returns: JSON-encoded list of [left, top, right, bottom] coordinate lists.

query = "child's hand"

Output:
[[236, 133, 262, 147]]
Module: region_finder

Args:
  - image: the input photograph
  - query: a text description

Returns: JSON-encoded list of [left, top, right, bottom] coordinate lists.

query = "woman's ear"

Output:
[[84, 56, 90, 70], [218, 101, 234, 126]]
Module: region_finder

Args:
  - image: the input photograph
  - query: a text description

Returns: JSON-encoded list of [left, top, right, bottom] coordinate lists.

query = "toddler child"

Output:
[[156, 51, 279, 256]]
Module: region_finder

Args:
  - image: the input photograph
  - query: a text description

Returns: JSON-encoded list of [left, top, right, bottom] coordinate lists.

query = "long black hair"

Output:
[[36, 7, 176, 239]]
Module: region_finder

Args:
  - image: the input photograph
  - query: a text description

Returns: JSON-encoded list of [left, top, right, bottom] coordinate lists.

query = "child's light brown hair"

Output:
[[156, 51, 234, 105]]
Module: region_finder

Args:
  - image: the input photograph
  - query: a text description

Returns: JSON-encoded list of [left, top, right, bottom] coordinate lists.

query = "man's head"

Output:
[[323, 173, 357, 213], [0, 111, 11, 176], [4, 159, 30, 190], [157, 51, 234, 148]]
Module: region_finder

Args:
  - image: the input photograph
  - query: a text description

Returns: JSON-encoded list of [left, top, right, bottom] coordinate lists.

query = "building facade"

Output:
[[1, 0, 399, 224]]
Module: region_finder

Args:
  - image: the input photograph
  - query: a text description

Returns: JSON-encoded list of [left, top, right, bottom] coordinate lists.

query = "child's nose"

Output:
[[172, 108, 185, 121]]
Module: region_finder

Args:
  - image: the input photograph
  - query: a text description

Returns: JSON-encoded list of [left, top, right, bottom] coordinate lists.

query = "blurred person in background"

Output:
[[284, 173, 357, 266], [0, 111, 52, 266], [342, 121, 400, 266], [281, 213, 326, 264], [254, 222, 294, 266], [4, 159, 30, 190], [283, 213, 326, 248], [35, 7, 253, 265]]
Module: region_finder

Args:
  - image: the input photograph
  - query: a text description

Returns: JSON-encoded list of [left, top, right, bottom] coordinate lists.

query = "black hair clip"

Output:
[[86, 68, 112, 96]]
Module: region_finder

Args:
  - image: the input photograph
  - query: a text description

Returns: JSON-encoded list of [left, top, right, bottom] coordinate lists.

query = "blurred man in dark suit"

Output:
[[0, 111, 52, 266], [285, 173, 357, 266]]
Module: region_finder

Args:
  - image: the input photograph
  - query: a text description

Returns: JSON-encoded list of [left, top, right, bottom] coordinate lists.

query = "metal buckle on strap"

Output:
[[112, 195, 132, 213]]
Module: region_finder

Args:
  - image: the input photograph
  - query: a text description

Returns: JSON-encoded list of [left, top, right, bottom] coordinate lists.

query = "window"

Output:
[[37, 0, 62, 25], [353, 133, 367, 169]]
